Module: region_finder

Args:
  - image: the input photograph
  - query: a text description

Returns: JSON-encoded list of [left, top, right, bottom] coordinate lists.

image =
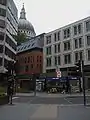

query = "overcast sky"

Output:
[[14, 0, 90, 35]]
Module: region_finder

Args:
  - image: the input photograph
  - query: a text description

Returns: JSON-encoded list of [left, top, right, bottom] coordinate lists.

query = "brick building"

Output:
[[16, 33, 45, 88]]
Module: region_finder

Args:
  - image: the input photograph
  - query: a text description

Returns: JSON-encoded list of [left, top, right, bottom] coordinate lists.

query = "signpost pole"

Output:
[[81, 60, 86, 106]]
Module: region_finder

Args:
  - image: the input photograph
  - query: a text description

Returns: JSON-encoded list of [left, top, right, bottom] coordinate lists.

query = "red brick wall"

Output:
[[16, 50, 43, 75]]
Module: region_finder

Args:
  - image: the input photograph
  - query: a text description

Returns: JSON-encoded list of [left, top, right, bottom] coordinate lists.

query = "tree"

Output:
[[14, 31, 27, 45]]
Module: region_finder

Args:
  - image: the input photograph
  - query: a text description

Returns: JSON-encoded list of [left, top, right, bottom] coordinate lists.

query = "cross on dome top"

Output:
[[20, 3, 26, 19]]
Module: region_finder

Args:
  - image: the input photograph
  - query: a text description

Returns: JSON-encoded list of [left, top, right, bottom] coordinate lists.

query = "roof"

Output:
[[18, 4, 36, 35], [17, 33, 45, 53]]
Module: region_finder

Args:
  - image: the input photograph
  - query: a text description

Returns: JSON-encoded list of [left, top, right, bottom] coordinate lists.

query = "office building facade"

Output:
[[43, 17, 90, 88], [0, 0, 18, 74]]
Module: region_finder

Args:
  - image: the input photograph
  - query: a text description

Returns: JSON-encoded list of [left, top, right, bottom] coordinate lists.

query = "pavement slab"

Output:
[[1, 93, 90, 120], [31, 104, 57, 119], [57, 105, 90, 120], [0, 103, 40, 120], [0, 103, 90, 120]]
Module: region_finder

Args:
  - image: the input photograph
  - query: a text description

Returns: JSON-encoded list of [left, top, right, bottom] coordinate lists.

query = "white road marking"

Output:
[[12, 97, 19, 100], [59, 104, 84, 107], [64, 97, 72, 104]]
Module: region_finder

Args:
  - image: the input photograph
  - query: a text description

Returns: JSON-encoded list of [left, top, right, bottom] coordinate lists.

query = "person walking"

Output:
[[62, 84, 65, 94]]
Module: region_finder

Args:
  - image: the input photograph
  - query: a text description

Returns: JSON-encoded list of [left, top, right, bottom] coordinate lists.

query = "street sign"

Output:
[[56, 71, 61, 78]]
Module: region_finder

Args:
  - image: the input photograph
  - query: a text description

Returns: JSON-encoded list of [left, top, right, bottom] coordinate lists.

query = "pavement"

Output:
[[0, 103, 90, 120], [0, 92, 90, 120]]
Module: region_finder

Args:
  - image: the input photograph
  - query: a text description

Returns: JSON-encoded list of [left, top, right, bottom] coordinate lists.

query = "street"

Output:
[[0, 93, 90, 120], [13, 94, 90, 105]]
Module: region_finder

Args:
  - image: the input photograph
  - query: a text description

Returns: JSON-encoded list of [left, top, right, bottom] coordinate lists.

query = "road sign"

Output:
[[56, 71, 61, 77]]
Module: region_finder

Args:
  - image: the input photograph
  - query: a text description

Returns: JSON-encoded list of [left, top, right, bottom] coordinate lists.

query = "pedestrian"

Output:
[[7, 79, 14, 104], [61, 84, 65, 94]]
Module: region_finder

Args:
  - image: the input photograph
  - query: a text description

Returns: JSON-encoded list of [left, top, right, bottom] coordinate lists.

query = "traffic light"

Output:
[[7, 61, 14, 76], [75, 60, 81, 76]]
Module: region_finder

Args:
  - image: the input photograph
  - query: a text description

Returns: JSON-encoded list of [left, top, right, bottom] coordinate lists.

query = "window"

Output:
[[30, 56, 32, 63], [0, 0, 7, 6], [0, 45, 3, 53], [37, 56, 39, 62], [74, 37, 83, 49], [79, 51, 83, 60], [58, 32, 60, 41], [78, 24, 82, 34], [25, 65, 29, 72], [25, 57, 27, 63], [0, 58, 2, 66], [54, 32, 60, 42], [46, 46, 51, 55], [54, 33, 56, 41], [46, 35, 51, 44], [0, 8, 6, 17], [64, 41, 70, 51], [68, 54, 71, 63], [54, 56, 57, 65], [75, 52, 78, 62], [46, 57, 51, 67], [64, 54, 71, 64], [40, 56, 42, 62], [31, 64, 33, 69], [75, 51, 83, 62], [86, 21, 90, 32], [87, 35, 90, 46], [58, 55, 60, 65], [67, 29, 70, 37], [88, 50, 90, 61], [31, 43, 35, 46], [64, 30, 67, 39], [54, 55, 61, 66], [33, 56, 34, 62], [54, 44, 60, 53], [64, 43, 67, 51], [79, 37, 83, 48], [58, 44, 60, 52], [40, 64, 42, 68], [0, 20, 5, 28], [64, 28, 70, 39], [0, 32, 4, 41], [54, 45, 57, 53], [74, 24, 82, 35], [68, 42, 70, 50], [74, 26, 77, 35]]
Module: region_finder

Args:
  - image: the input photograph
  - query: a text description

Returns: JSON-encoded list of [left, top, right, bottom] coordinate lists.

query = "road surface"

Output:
[[0, 93, 90, 120]]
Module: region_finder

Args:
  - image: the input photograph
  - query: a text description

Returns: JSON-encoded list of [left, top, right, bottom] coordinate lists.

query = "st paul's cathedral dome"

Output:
[[18, 4, 36, 39]]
